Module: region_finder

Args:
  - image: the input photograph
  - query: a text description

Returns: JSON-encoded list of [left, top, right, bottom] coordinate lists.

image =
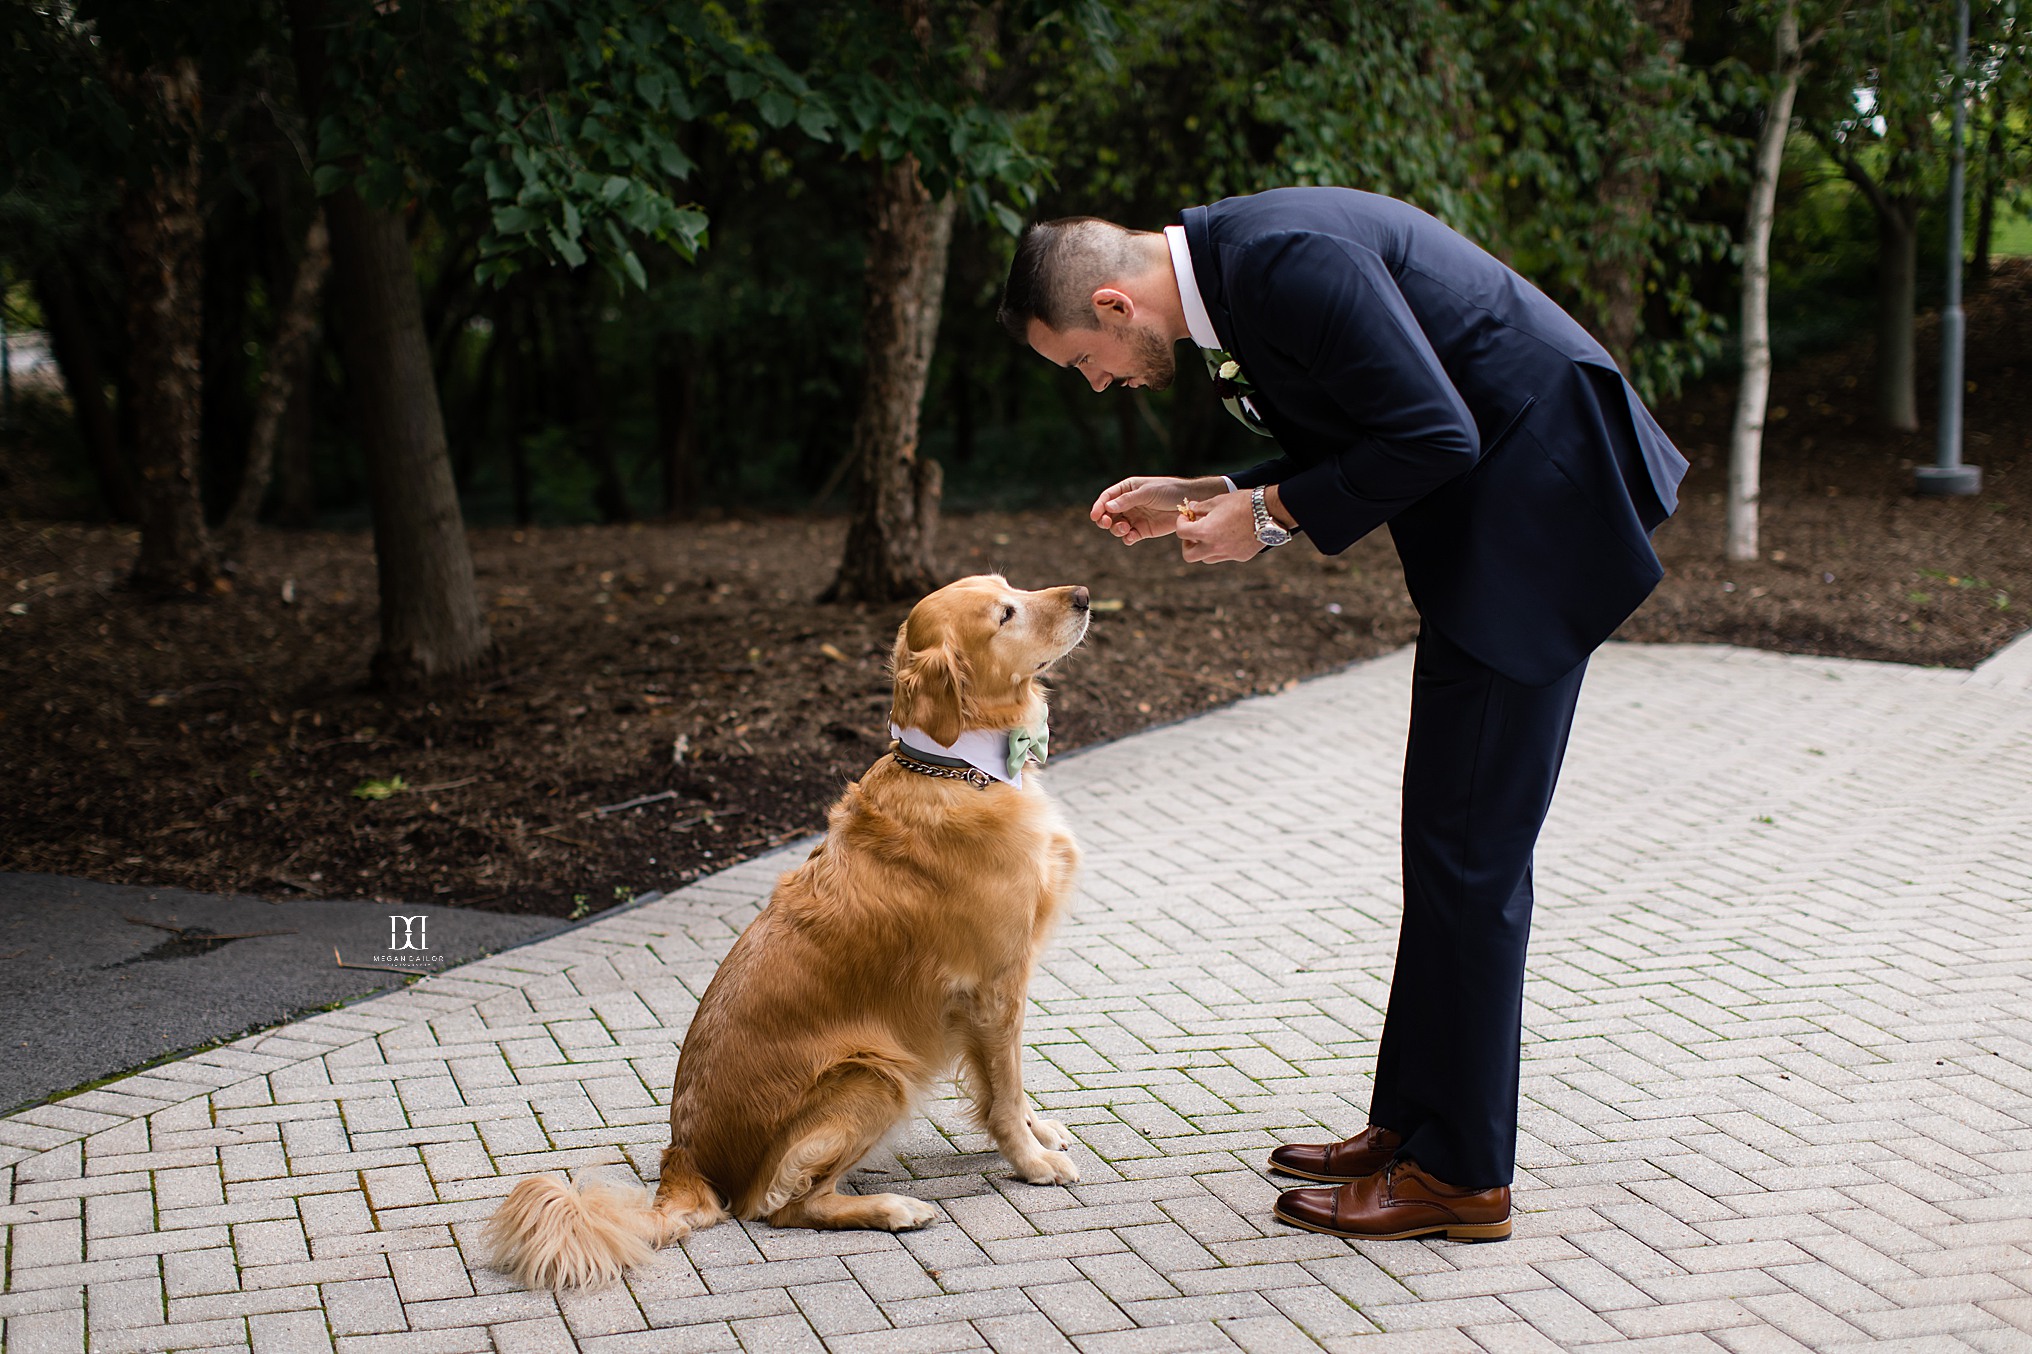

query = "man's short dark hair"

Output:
[[996, 216, 1143, 343]]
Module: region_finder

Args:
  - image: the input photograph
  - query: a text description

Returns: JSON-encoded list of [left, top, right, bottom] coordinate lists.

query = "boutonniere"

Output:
[[1211, 352, 1253, 399], [1203, 347, 1275, 438]]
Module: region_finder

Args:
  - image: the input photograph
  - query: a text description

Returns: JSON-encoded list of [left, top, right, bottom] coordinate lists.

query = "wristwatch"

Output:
[[1251, 487, 1293, 548]]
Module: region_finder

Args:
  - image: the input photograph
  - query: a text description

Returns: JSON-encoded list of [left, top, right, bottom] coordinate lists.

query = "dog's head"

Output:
[[890, 575, 1090, 745]]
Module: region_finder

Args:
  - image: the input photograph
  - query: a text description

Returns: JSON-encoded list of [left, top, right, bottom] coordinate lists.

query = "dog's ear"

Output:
[[891, 642, 970, 746]]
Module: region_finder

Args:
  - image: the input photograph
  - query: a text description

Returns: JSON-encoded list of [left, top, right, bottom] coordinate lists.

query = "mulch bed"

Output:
[[3, 262, 2027, 919]]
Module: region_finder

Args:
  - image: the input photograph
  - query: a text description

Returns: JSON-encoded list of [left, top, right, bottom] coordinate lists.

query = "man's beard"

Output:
[[1127, 324, 1176, 392]]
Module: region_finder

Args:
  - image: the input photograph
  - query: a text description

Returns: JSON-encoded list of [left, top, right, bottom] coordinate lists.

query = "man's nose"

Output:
[[1087, 370, 1110, 393]]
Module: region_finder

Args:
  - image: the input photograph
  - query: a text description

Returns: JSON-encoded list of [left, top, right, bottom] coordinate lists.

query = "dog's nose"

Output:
[[1070, 586, 1090, 612]]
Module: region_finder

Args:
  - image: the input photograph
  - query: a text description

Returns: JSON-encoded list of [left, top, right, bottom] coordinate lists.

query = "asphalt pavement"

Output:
[[0, 873, 558, 1113]]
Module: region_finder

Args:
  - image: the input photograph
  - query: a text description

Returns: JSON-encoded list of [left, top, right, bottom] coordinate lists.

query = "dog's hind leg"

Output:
[[650, 1144, 730, 1244], [770, 1177, 937, 1232], [750, 1063, 937, 1232]]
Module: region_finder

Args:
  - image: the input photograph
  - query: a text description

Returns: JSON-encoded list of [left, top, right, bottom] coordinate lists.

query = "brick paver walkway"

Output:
[[4, 640, 2029, 1353]]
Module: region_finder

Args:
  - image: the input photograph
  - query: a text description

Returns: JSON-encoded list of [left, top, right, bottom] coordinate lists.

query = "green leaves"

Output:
[[1013, 0, 1744, 399], [757, 89, 796, 129], [302, 0, 847, 290]]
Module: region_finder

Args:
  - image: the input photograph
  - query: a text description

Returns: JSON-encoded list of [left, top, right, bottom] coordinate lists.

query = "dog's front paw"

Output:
[[1010, 1149, 1080, 1186], [869, 1194, 940, 1230], [1027, 1115, 1073, 1151]]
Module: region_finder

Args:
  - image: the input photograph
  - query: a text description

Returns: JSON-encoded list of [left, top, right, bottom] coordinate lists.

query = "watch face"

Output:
[[1257, 524, 1291, 547]]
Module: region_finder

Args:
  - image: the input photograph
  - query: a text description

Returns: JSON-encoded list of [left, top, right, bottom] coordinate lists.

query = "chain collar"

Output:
[[891, 744, 994, 789]]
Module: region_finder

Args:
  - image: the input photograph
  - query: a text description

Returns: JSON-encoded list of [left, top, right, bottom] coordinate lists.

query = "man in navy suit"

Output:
[[998, 188, 1686, 1241]]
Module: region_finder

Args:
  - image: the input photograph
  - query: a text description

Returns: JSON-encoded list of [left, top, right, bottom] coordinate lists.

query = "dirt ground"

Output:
[[3, 262, 2027, 919]]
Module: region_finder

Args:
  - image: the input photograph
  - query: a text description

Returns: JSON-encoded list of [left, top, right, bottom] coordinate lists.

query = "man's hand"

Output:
[[1176, 489, 1265, 564], [1090, 475, 1231, 544]]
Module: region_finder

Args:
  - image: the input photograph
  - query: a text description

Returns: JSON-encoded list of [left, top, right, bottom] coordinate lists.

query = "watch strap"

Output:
[[1251, 487, 1291, 546]]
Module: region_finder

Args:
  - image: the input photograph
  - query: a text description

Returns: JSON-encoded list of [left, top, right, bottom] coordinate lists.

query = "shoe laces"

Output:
[[1378, 1157, 1417, 1198]]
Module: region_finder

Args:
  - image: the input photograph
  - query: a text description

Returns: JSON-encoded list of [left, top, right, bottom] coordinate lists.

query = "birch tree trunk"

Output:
[[1726, 1, 1800, 563], [220, 210, 330, 553], [116, 55, 218, 594], [824, 154, 957, 603]]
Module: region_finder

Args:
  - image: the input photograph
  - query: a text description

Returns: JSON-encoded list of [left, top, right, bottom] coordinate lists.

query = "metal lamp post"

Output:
[[1917, 0, 1981, 495]]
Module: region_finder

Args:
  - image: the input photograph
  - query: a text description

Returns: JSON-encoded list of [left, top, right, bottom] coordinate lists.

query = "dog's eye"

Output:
[[999, 604, 1016, 625]]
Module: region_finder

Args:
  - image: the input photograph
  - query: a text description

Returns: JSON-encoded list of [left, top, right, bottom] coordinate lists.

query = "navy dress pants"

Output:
[[1367, 621, 1590, 1190]]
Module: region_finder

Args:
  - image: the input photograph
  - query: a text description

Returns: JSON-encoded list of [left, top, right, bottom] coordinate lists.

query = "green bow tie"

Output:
[[1007, 724, 1049, 780], [1204, 348, 1275, 439]]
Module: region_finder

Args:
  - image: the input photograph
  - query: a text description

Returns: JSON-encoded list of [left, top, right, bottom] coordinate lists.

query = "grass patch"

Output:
[[1988, 208, 2032, 259]]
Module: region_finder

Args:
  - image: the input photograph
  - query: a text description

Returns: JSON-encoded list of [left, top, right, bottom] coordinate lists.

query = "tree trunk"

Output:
[[33, 260, 136, 521], [1054, 371, 1104, 460], [291, 0, 493, 684], [1726, 1, 1800, 563], [1587, 184, 1653, 373], [949, 341, 975, 466], [116, 55, 218, 594], [1585, 0, 1693, 371], [1827, 128, 1922, 434], [325, 186, 497, 684], [1972, 118, 2003, 284], [824, 154, 957, 603], [275, 371, 317, 527], [504, 291, 534, 527], [1874, 200, 1920, 431], [1112, 389, 1140, 470], [656, 337, 700, 517], [221, 210, 331, 553], [200, 185, 256, 521], [1170, 364, 1221, 468]]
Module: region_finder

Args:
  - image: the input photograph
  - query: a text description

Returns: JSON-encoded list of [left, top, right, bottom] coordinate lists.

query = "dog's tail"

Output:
[[487, 1151, 727, 1291]]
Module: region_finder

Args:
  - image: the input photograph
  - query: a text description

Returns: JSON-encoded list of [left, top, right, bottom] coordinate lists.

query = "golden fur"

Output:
[[489, 575, 1090, 1289]]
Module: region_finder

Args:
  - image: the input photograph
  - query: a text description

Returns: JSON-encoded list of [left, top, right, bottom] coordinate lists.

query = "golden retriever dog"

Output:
[[488, 574, 1090, 1289]]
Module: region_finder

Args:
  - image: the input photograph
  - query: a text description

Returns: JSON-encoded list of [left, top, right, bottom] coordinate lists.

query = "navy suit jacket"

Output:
[[1182, 188, 1688, 686]]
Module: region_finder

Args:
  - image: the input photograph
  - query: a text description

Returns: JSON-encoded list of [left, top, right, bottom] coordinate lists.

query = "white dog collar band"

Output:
[[890, 724, 1044, 790]]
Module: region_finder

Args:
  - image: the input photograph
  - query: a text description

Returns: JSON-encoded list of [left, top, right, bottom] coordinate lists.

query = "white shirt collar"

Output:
[[890, 724, 1027, 789], [1165, 225, 1223, 351]]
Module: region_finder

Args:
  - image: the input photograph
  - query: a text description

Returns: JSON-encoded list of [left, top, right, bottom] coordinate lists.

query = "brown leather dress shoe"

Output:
[[1272, 1159, 1511, 1241], [1266, 1124, 1403, 1183]]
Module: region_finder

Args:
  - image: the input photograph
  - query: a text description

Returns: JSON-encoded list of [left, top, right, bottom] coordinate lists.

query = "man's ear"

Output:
[[891, 643, 971, 746], [1091, 287, 1134, 327]]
